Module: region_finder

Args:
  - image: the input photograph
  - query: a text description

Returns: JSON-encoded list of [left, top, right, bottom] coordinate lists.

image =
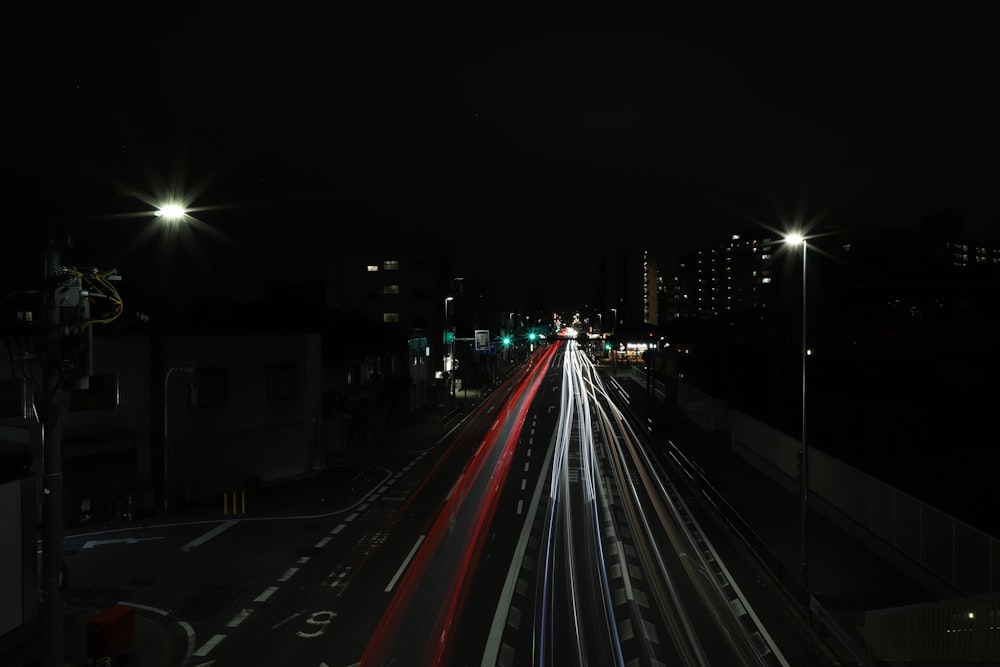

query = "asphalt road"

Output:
[[52, 340, 842, 666]]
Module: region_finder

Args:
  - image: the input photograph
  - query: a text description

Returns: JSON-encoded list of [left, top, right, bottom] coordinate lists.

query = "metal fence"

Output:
[[865, 593, 1000, 663]]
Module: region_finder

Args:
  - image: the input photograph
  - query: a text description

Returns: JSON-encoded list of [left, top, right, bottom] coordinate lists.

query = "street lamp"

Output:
[[445, 297, 454, 404], [784, 232, 809, 595], [155, 202, 187, 222]]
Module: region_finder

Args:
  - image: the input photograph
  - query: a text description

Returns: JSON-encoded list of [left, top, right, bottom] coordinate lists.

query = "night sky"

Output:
[[5, 4, 995, 307]]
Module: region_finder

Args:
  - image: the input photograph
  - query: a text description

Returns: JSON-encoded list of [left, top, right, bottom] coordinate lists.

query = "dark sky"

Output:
[[6, 4, 995, 308]]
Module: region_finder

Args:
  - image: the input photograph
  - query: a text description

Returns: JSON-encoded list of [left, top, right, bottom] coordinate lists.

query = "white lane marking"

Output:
[[83, 536, 164, 549], [617, 541, 635, 602], [516, 500, 523, 515], [278, 567, 299, 582], [193, 634, 226, 657], [181, 519, 239, 552], [520, 479, 527, 491], [445, 473, 465, 501], [227, 609, 252, 628], [315, 536, 332, 549], [357, 503, 370, 512], [117, 601, 167, 615], [385, 535, 426, 593], [272, 611, 302, 629], [482, 427, 556, 667], [345, 512, 359, 522], [523, 462, 529, 472], [179, 620, 196, 661], [527, 448, 532, 457], [254, 586, 278, 603], [331, 524, 346, 534], [297, 556, 310, 564]]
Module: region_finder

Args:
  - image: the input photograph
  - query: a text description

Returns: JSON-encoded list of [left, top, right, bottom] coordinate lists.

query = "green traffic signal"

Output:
[[502, 337, 511, 346]]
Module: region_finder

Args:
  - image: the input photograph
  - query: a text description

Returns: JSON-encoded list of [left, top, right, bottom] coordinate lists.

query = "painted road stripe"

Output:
[[193, 634, 226, 657], [385, 535, 425, 593], [516, 500, 523, 515], [254, 586, 278, 603], [278, 567, 298, 582], [181, 519, 239, 552], [315, 536, 332, 549], [227, 609, 252, 628], [345, 512, 359, 522], [331, 523, 346, 534], [446, 473, 465, 501]]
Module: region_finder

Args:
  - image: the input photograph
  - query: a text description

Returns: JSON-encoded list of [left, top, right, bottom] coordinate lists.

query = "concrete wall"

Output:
[[728, 403, 999, 597]]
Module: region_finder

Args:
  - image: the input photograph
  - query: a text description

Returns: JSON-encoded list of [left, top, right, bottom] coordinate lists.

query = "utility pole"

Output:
[[41, 245, 66, 667], [24, 242, 123, 667]]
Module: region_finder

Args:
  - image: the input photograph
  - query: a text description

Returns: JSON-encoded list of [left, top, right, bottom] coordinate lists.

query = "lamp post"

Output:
[[784, 232, 809, 595], [445, 297, 454, 406]]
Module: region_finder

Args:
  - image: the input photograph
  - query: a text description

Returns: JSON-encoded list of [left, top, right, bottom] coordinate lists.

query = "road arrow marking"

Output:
[[82, 536, 164, 549]]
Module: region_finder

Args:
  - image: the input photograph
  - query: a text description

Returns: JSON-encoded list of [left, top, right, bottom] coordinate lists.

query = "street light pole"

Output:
[[785, 232, 809, 595], [444, 297, 454, 407]]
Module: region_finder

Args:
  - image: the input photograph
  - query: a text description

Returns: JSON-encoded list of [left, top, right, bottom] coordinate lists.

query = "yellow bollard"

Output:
[[221, 490, 247, 515]]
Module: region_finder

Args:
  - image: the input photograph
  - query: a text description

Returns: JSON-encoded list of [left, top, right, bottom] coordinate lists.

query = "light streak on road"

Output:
[[359, 344, 559, 666], [529, 340, 782, 666]]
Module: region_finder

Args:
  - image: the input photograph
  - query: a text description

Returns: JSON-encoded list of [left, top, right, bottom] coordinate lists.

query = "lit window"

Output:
[[367, 265, 379, 272], [383, 260, 400, 271], [383, 312, 400, 323], [383, 284, 400, 295], [762, 277, 771, 284]]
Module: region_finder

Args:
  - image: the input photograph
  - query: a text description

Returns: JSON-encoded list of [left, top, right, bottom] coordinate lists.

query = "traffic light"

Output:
[[502, 336, 511, 346], [528, 332, 536, 341]]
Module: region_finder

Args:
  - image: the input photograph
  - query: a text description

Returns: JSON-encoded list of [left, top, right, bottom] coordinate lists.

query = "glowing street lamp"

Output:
[[155, 202, 187, 222], [784, 231, 809, 595]]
